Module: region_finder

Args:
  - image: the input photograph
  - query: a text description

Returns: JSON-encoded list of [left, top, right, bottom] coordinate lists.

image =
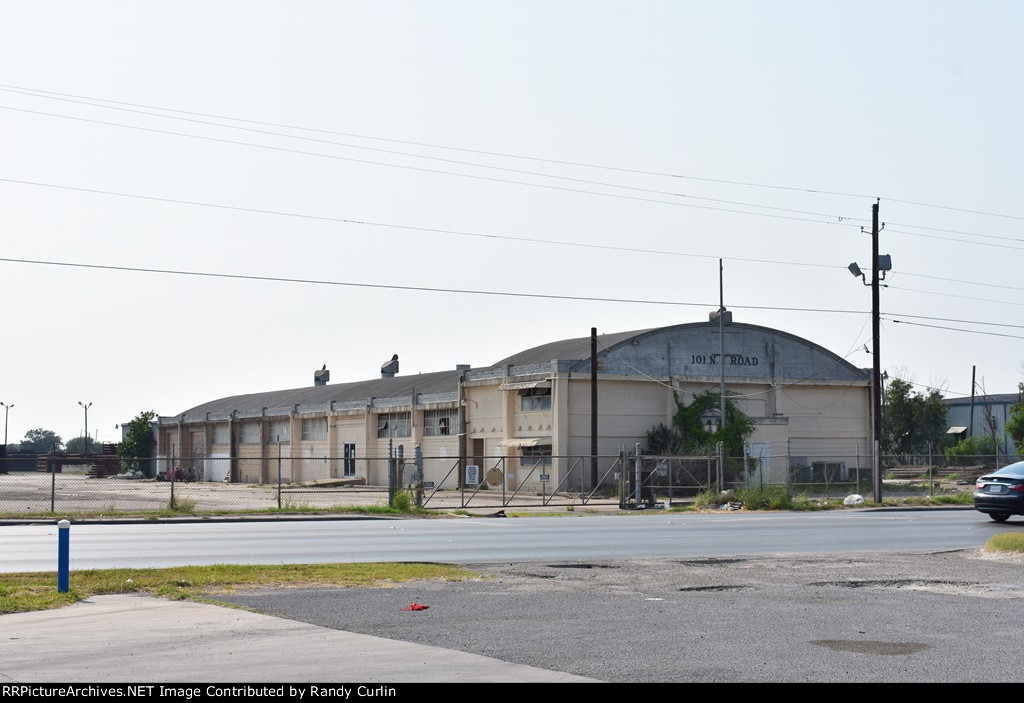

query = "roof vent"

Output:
[[314, 365, 330, 386], [709, 309, 732, 324], [455, 364, 470, 372], [381, 354, 399, 378]]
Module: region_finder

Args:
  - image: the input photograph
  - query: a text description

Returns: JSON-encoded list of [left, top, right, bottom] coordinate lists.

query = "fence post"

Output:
[[414, 445, 423, 509], [743, 443, 749, 488], [388, 439, 394, 508], [716, 442, 724, 492], [856, 445, 861, 496], [928, 441, 933, 496], [618, 446, 626, 510], [277, 439, 282, 509], [169, 448, 176, 509], [501, 456, 506, 507], [49, 448, 56, 513], [634, 444, 642, 508], [785, 438, 791, 498]]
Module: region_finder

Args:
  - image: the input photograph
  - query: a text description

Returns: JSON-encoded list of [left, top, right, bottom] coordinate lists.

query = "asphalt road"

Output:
[[0, 508, 1014, 572], [4, 509, 1024, 683]]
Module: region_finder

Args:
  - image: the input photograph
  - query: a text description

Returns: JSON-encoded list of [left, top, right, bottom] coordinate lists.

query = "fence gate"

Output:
[[417, 454, 623, 509]]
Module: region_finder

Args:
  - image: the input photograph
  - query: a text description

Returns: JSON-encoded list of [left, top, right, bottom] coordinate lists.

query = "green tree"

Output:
[[19, 428, 63, 453], [66, 435, 102, 453], [646, 389, 755, 458], [1004, 383, 1024, 450], [116, 410, 157, 473], [882, 377, 947, 461], [944, 435, 998, 466]]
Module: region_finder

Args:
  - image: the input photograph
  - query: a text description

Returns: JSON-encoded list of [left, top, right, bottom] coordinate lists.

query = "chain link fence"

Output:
[[3, 445, 1009, 515], [0, 452, 623, 515]]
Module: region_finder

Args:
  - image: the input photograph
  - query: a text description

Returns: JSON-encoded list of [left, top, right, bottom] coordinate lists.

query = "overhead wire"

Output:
[[0, 104, 866, 228], [0, 83, 879, 200], [0, 176, 848, 272], [4, 176, 1024, 308], [6, 83, 1024, 223]]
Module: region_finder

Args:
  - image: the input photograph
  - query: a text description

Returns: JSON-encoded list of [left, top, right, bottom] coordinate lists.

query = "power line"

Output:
[[885, 221, 1024, 244], [0, 255, 869, 312], [6, 83, 1023, 222], [0, 104, 866, 228], [5, 255, 1024, 334], [883, 197, 1024, 223], [0, 88, 869, 224], [898, 271, 1024, 294], [0, 83, 878, 200], [0, 176, 847, 272], [887, 285, 1024, 308], [5, 176, 1023, 302], [889, 318, 1024, 341], [885, 227, 1024, 252]]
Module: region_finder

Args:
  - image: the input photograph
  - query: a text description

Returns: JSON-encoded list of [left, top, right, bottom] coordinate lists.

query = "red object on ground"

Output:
[[401, 603, 429, 611]]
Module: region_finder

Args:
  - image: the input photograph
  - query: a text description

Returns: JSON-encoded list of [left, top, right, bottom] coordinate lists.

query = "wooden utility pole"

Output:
[[871, 201, 883, 504], [591, 327, 598, 489]]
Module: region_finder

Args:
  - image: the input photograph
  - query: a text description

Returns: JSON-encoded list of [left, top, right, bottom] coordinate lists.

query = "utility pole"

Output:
[[871, 202, 883, 504], [969, 365, 976, 438], [0, 402, 12, 447], [718, 259, 726, 431], [78, 401, 92, 454], [590, 327, 598, 489]]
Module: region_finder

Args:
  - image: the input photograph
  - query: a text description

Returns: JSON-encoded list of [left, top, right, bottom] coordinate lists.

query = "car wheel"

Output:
[[990, 512, 1011, 523]]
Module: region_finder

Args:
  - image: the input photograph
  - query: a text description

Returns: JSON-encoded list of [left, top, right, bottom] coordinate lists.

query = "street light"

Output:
[[0, 401, 12, 446], [78, 401, 92, 454]]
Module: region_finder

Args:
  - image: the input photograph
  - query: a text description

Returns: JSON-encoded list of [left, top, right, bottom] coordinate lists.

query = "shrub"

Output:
[[692, 486, 720, 509], [392, 490, 413, 513], [736, 485, 792, 510]]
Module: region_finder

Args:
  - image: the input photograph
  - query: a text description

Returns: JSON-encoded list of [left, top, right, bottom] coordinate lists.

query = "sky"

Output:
[[1, 1, 1022, 446]]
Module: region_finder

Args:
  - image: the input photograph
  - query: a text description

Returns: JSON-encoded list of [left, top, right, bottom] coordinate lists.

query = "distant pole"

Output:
[[0, 402, 12, 446], [871, 201, 883, 504], [969, 365, 976, 438], [591, 327, 598, 489], [719, 259, 726, 431], [78, 401, 92, 453]]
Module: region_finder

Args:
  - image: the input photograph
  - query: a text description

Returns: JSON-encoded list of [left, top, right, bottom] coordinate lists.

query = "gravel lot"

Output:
[[217, 548, 1024, 683]]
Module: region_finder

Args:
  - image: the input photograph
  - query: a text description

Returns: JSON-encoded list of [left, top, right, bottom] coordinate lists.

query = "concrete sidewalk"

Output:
[[0, 595, 597, 683]]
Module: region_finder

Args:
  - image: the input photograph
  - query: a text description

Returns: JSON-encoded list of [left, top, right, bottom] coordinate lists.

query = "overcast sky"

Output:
[[1, 1, 1021, 446]]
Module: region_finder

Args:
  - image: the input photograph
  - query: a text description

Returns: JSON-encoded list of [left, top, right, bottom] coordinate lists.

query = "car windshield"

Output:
[[987, 462, 1024, 479]]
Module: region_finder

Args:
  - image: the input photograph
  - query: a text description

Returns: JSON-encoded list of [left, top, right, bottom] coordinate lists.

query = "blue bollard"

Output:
[[57, 519, 70, 593]]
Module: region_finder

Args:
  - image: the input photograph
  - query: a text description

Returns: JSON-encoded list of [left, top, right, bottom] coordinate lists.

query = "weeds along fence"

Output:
[[625, 445, 988, 506], [0, 453, 624, 515]]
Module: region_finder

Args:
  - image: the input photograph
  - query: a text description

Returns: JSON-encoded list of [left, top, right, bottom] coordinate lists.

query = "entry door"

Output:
[[343, 443, 356, 477]]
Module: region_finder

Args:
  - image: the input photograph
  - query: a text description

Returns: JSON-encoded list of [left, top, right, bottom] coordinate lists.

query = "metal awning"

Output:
[[947, 426, 968, 434], [498, 380, 552, 391], [498, 437, 552, 448]]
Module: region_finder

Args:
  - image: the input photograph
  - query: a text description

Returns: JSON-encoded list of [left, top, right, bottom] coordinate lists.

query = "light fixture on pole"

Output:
[[0, 401, 12, 447], [78, 401, 92, 454]]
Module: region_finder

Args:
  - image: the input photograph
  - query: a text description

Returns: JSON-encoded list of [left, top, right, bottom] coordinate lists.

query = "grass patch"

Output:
[[986, 533, 1024, 554], [928, 491, 973, 505], [0, 562, 476, 615]]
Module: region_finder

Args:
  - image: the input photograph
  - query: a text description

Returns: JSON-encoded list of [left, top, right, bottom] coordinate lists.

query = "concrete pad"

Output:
[[0, 595, 597, 683]]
